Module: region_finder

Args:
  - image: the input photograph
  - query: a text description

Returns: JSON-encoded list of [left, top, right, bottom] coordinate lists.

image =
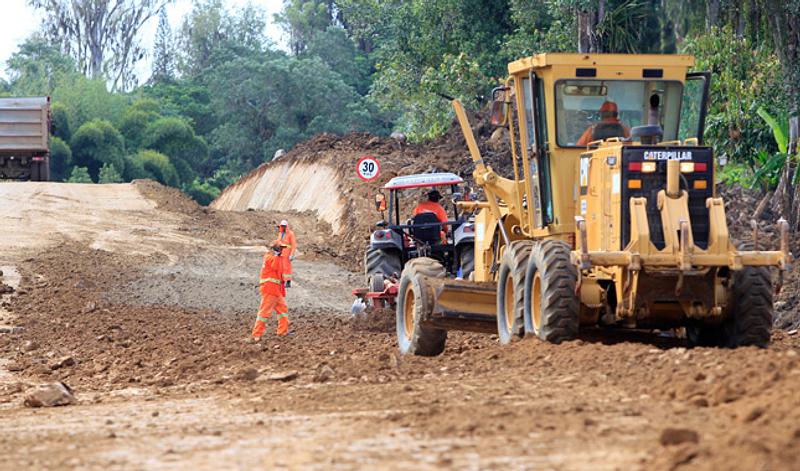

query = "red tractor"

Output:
[[352, 172, 475, 315]]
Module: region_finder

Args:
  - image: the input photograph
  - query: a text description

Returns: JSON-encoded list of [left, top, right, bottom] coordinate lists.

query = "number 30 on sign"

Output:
[[357, 156, 380, 182]]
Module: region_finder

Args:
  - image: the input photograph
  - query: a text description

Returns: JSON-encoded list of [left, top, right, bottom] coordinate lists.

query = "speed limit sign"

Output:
[[356, 156, 380, 182]]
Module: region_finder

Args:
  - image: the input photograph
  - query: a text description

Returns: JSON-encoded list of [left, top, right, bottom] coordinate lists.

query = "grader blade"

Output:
[[425, 278, 497, 333]]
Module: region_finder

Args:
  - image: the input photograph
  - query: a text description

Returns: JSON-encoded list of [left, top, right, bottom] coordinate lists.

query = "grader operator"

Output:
[[396, 53, 790, 356]]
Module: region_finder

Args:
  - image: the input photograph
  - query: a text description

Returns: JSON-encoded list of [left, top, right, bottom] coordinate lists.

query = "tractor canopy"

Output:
[[384, 172, 463, 190]]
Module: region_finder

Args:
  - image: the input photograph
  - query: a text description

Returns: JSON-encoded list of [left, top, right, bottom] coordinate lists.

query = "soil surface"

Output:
[[1, 181, 800, 470]]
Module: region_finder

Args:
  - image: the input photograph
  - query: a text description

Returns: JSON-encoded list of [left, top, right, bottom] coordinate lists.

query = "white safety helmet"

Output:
[[279, 220, 289, 227]]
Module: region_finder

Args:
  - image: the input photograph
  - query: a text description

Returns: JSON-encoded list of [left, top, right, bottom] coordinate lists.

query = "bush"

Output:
[[142, 116, 208, 176], [70, 119, 126, 180], [184, 178, 221, 206], [66, 166, 92, 183], [98, 163, 123, 183], [122, 153, 154, 181], [119, 108, 159, 151], [49, 136, 71, 181], [130, 150, 178, 187]]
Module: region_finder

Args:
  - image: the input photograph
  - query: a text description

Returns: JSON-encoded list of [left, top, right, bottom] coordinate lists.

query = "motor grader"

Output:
[[396, 53, 791, 356]]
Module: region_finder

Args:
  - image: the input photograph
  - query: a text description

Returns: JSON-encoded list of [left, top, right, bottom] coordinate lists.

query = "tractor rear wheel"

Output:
[[688, 266, 773, 348], [396, 258, 447, 356], [496, 241, 534, 344], [458, 244, 474, 280], [365, 247, 402, 287], [524, 240, 580, 343]]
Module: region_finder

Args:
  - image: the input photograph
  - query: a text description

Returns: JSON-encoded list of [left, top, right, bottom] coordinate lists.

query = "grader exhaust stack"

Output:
[[395, 53, 791, 357]]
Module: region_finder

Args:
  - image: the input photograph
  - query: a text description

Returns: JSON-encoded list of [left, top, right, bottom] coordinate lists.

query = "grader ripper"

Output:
[[396, 53, 791, 356]]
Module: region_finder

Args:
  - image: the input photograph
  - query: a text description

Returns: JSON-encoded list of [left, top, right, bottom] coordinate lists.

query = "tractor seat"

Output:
[[411, 212, 442, 245]]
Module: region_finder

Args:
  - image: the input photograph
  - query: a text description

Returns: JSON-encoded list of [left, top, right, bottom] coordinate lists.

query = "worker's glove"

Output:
[[285, 280, 292, 288], [289, 255, 295, 262]]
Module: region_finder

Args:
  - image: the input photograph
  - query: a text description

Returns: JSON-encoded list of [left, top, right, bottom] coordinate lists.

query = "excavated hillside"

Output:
[[213, 112, 800, 329]]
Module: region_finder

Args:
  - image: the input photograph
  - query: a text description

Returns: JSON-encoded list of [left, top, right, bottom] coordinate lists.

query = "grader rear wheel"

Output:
[[524, 240, 580, 343], [395, 258, 447, 356], [495, 241, 535, 344], [688, 265, 773, 348]]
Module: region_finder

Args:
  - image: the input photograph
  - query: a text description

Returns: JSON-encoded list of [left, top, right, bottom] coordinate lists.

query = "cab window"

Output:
[[555, 80, 683, 147]]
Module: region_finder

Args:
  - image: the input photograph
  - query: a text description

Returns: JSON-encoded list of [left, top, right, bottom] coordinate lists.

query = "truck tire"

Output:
[[39, 161, 50, 181], [365, 247, 402, 286], [524, 240, 580, 343], [458, 244, 474, 279], [687, 266, 773, 348], [396, 258, 447, 356], [496, 241, 534, 344], [30, 161, 40, 181]]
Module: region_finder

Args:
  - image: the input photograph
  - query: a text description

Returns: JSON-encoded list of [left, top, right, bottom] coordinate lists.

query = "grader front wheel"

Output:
[[496, 241, 535, 344], [524, 240, 580, 343], [395, 258, 447, 356]]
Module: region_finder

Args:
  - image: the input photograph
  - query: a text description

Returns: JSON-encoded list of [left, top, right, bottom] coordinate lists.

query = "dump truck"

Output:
[[396, 53, 791, 356], [0, 97, 51, 181]]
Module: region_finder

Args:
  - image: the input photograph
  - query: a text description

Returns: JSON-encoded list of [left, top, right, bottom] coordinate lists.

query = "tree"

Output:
[[275, 0, 335, 55], [67, 166, 93, 183], [70, 119, 126, 180], [151, 8, 176, 84], [28, 0, 174, 91], [142, 116, 208, 179], [98, 163, 124, 183], [5, 34, 76, 95]]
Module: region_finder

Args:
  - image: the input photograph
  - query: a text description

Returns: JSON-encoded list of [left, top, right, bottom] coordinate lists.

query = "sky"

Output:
[[0, 0, 285, 82]]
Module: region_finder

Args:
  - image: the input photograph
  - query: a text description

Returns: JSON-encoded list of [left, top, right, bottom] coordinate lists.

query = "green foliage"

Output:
[[142, 116, 208, 178], [682, 26, 785, 166], [66, 166, 92, 183], [184, 178, 221, 206], [119, 108, 159, 151], [756, 107, 789, 154], [52, 74, 128, 130], [131, 150, 179, 187], [70, 119, 126, 180], [98, 163, 123, 183], [51, 103, 72, 142], [49, 136, 72, 181], [5, 34, 76, 95]]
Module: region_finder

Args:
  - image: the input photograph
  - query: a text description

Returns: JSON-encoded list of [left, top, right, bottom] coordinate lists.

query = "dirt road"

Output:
[[1, 181, 799, 470]]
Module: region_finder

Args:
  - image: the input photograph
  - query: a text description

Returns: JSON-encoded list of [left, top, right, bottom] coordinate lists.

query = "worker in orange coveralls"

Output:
[[413, 189, 449, 241], [273, 220, 297, 288], [251, 243, 290, 341]]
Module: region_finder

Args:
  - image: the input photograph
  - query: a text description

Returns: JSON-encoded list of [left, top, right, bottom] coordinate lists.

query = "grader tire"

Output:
[[496, 241, 535, 344], [688, 266, 773, 348], [396, 258, 447, 356], [524, 240, 580, 343], [365, 247, 402, 285]]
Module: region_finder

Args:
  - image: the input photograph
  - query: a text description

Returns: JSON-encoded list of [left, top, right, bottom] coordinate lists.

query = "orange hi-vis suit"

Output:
[[413, 200, 449, 241], [273, 226, 297, 284], [251, 251, 289, 338]]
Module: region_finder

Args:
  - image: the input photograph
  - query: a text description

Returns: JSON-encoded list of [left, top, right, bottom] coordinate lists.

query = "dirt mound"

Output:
[[212, 108, 508, 272]]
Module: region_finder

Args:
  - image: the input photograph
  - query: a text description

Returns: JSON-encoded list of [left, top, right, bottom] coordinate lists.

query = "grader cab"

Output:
[[396, 53, 791, 356]]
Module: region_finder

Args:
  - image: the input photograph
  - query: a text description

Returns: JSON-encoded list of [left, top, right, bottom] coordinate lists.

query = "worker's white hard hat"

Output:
[[280, 220, 289, 226]]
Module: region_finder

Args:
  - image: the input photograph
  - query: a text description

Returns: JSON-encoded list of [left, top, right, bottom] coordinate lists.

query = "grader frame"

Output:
[[395, 53, 790, 356]]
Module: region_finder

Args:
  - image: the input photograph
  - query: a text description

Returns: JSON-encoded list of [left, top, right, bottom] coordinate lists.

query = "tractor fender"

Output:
[[369, 229, 403, 251], [453, 222, 475, 246]]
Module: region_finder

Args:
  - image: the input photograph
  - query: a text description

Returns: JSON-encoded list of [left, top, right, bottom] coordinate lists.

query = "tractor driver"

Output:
[[576, 100, 630, 146], [413, 189, 449, 233]]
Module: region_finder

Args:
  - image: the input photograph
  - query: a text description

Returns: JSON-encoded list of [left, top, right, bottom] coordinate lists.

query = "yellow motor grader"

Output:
[[396, 53, 791, 356]]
